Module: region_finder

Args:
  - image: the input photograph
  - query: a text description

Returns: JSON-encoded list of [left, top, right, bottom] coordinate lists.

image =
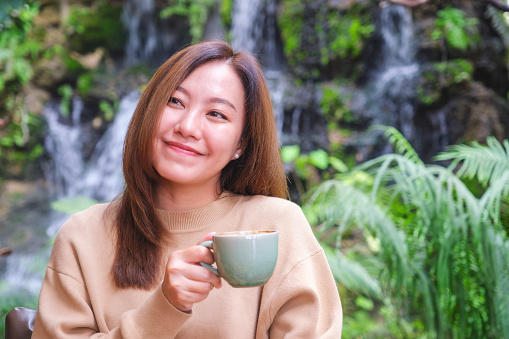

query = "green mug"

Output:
[[199, 230, 279, 287]]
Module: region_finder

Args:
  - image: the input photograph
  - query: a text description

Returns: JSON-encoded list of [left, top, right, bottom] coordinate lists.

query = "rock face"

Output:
[[279, 0, 509, 162], [5, 0, 509, 184], [409, 0, 509, 161]]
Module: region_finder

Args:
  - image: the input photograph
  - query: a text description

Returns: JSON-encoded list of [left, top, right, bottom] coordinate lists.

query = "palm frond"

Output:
[[322, 244, 383, 300], [476, 224, 509, 338], [435, 136, 509, 187], [306, 132, 509, 337], [304, 180, 410, 284], [479, 169, 509, 226], [369, 125, 423, 165], [355, 153, 490, 337]]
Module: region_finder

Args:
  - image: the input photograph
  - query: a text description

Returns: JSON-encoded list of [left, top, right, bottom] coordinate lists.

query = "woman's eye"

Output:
[[208, 111, 228, 120], [168, 97, 182, 106]]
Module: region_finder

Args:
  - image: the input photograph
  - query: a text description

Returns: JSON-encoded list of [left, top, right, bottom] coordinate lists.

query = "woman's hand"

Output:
[[162, 233, 222, 312]]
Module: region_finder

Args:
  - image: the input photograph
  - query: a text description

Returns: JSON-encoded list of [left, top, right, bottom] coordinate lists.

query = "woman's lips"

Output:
[[166, 141, 202, 156]]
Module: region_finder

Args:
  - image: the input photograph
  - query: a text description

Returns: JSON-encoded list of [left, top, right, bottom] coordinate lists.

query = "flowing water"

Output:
[[0, 2, 424, 297], [0, 92, 139, 296], [353, 4, 421, 157], [0, 0, 288, 297], [231, 0, 287, 138]]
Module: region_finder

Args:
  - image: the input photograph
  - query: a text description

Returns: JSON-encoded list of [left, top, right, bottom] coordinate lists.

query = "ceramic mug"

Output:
[[199, 230, 279, 287]]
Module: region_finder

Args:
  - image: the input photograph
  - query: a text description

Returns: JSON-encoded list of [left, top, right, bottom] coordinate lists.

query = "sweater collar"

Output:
[[157, 191, 240, 232]]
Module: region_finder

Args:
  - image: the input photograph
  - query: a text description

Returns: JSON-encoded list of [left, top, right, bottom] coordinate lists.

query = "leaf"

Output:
[[330, 156, 348, 173], [309, 149, 329, 170], [322, 244, 382, 299], [50, 195, 98, 215], [435, 136, 509, 187], [281, 145, 300, 163]]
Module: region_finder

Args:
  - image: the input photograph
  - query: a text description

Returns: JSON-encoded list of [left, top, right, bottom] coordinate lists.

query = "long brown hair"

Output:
[[113, 40, 288, 289]]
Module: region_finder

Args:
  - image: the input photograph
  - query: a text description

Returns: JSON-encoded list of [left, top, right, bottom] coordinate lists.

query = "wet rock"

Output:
[[31, 55, 68, 89], [23, 84, 51, 115]]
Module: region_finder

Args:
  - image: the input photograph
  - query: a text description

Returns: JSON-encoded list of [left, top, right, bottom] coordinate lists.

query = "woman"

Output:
[[32, 40, 342, 338]]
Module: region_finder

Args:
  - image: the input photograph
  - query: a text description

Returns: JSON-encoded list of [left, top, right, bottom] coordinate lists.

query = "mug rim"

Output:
[[213, 230, 277, 237]]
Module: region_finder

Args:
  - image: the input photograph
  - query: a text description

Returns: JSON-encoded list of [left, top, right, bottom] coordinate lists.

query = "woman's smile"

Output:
[[152, 60, 245, 194], [165, 141, 203, 156]]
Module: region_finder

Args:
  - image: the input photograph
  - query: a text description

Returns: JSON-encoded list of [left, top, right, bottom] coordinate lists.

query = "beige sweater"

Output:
[[32, 193, 342, 338]]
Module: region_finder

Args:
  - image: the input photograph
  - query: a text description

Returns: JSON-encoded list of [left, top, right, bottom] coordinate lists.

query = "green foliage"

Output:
[[0, 1, 46, 178], [436, 137, 509, 189], [51, 195, 98, 215], [370, 125, 422, 164], [0, 1, 41, 92], [417, 59, 474, 105], [277, 0, 305, 63], [99, 100, 117, 122], [278, 1, 373, 79], [77, 72, 93, 96], [161, 0, 216, 42], [67, 3, 125, 54], [320, 84, 353, 130], [218, 0, 233, 30], [303, 127, 509, 337], [326, 12, 374, 64], [58, 84, 73, 117], [282, 145, 348, 197], [431, 7, 480, 51]]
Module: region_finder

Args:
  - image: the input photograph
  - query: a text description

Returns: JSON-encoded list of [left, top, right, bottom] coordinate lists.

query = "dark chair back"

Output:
[[5, 307, 37, 339]]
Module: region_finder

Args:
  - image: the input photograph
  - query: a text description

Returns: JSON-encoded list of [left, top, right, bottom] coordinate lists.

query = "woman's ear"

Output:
[[232, 139, 245, 160]]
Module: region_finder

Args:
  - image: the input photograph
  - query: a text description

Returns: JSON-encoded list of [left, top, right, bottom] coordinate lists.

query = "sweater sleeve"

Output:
[[260, 249, 343, 339], [33, 268, 191, 338], [32, 212, 192, 339]]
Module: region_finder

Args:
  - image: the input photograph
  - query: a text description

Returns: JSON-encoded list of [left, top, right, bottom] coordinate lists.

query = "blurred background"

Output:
[[2, 0, 509, 337]]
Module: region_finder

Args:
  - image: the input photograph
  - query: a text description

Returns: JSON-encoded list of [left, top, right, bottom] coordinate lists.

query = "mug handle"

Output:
[[199, 240, 220, 277]]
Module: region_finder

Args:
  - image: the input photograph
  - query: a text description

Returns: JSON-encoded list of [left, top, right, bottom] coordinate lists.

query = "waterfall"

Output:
[[231, 0, 286, 138], [356, 4, 420, 156], [43, 97, 86, 198], [2, 0, 289, 297], [43, 91, 139, 204], [0, 91, 139, 296], [122, 0, 182, 65], [75, 91, 140, 202], [372, 4, 419, 140], [231, 0, 279, 69], [122, 0, 158, 64]]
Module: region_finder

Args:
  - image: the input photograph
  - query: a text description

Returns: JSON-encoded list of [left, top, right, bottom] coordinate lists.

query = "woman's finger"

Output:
[[198, 232, 215, 244]]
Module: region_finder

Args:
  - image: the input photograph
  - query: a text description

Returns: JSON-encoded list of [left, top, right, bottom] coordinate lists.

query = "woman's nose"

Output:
[[174, 110, 203, 139]]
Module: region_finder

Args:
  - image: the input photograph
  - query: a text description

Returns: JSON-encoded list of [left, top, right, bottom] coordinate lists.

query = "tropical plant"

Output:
[[431, 6, 480, 52], [302, 126, 509, 338], [281, 145, 348, 196], [0, 0, 45, 178], [161, 0, 216, 42]]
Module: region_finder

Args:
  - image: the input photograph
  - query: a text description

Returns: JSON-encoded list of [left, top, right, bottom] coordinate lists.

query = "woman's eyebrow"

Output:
[[176, 86, 236, 111], [175, 86, 189, 96], [208, 97, 237, 112]]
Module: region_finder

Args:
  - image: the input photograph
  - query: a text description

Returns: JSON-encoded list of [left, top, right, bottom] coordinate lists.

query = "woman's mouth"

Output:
[[166, 141, 202, 156]]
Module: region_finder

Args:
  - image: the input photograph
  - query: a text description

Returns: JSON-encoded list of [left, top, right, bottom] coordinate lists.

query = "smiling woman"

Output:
[[153, 61, 246, 205], [31, 40, 343, 338]]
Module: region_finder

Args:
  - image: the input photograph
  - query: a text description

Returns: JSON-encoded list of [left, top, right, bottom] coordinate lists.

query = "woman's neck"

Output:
[[156, 181, 221, 212]]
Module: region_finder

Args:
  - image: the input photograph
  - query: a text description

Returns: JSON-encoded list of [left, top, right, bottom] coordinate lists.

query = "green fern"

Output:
[[322, 245, 382, 300], [435, 136, 509, 188], [369, 125, 422, 165], [485, 5, 509, 48], [304, 128, 509, 338]]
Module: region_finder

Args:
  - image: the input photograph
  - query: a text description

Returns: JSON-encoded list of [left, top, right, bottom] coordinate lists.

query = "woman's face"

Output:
[[152, 61, 245, 194]]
